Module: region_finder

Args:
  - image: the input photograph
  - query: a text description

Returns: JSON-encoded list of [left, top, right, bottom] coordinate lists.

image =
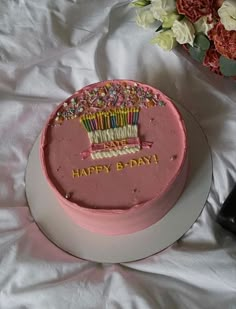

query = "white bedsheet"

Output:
[[0, 1, 236, 308]]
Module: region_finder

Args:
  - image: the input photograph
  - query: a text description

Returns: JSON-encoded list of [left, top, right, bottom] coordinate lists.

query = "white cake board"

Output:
[[25, 103, 212, 263]]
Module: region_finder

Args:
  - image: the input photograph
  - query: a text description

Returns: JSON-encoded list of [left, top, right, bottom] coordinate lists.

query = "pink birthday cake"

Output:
[[40, 80, 188, 235]]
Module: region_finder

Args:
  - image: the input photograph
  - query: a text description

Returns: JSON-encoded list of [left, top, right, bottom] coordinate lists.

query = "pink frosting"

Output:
[[40, 80, 188, 235]]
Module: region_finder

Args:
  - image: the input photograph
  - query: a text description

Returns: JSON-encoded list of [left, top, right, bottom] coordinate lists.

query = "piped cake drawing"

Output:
[[80, 108, 141, 159], [40, 80, 188, 235]]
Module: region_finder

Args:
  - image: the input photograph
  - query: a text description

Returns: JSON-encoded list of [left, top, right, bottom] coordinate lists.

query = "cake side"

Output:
[[54, 154, 189, 235]]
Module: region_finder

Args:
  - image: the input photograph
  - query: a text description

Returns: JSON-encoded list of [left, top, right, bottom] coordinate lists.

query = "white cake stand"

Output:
[[25, 103, 212, 263]]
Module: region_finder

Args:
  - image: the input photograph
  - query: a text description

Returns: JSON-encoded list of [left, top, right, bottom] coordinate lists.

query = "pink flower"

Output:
[[176, 0, 213, 23], [203, 45, 222, 75], [208, 22, 236, 60]]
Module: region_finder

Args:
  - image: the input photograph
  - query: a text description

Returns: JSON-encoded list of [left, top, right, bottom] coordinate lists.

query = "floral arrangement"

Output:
[[132, 0, 236, 78]]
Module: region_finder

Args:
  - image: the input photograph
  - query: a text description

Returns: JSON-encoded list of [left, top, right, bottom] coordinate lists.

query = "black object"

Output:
[[217, 184, 236, 235]]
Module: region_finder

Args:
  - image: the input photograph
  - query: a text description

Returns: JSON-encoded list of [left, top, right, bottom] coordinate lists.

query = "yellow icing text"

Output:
[[72, 154, 159, 178], [116, 154, 158, 171], [104, 139, 127, 149], [72, 164, 111, 178]]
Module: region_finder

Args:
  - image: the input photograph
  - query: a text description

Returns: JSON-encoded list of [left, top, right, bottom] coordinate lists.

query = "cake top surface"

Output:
[[40, 80, 187, 211]]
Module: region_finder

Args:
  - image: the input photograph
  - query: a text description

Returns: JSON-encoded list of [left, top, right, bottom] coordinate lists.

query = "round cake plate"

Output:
[[25, 103, 212, 263]]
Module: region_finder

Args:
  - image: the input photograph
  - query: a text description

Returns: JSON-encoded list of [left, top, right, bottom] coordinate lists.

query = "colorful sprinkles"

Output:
[[54, 81, 166, 124]]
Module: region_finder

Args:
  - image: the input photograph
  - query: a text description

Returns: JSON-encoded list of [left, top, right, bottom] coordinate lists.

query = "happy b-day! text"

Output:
[[72, 154, 159, 178]]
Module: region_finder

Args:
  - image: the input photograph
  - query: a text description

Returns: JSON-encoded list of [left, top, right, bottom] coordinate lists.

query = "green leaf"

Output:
[[219, 56, 236, 77], [189, 46, 206, 63], [155, 25, 163, 32], [131, 0, 151, 7], [194, 33, 210, 51]]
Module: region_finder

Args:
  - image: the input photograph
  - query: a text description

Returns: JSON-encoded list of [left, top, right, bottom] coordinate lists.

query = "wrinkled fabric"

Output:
[[0, 0, 236, 308]]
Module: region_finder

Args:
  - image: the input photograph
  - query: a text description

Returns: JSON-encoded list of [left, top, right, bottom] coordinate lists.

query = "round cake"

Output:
[[40, 80, 188, 235]]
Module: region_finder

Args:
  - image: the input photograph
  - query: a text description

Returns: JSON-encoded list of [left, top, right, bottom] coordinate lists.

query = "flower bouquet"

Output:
[[132, 0, 236, 78]]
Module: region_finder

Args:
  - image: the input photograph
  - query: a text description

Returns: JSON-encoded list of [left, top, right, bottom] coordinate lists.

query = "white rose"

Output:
[[151, 0, 176, 21], [194, 16, 214, 35], [136, 8, 155, 28], [162, 12, 180, 28], [172, 18, 195, 46], [151, 30, 177, 51], [218, 0, 236, 31]]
